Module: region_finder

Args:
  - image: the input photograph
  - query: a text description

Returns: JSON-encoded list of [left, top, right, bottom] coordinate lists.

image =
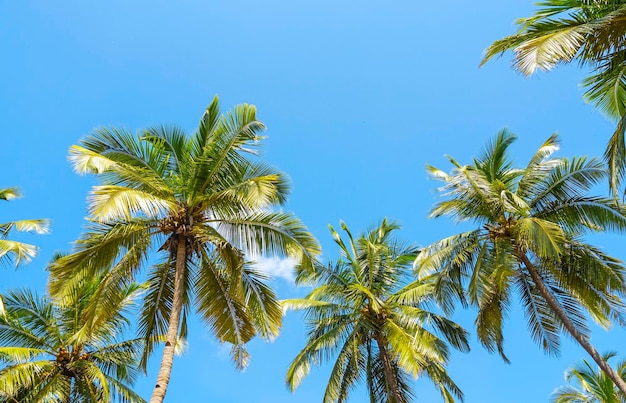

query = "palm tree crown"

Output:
[[48, 96, 320, 402], [552, 352, 626, 403], [481, 0, 626, 194], [0, 187, 49, 267], [285, 219, 469, 403], [0, 277, 145, 403], [416, 129, 626, 393]]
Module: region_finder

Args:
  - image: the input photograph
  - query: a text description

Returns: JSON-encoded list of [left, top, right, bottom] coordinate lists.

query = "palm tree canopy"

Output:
[[480, 0, 626, 194], [416, 129, 626, 360], [48, 96, 321, 371], [285, 219, 469, 403], [0, 187, 49, 267], [552, 352, 626, 403], [0, 276, 146, 403]]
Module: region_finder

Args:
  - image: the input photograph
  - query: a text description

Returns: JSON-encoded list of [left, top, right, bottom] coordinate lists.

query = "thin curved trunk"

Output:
[[150, 235, 187, 403], [375, 336, 405, 403], [518, 253, 626, 396]]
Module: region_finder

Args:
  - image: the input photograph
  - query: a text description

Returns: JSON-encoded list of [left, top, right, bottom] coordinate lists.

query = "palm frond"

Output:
[[322, 328, 364, 403], [240, 265, 282, 341], [87, 186, 172, 222], [0, 241, 38, 267], [195, 250, 255, 369], [515, 217, 565, 259], [516, 271, 562, 354], [0, 188, 20, 201], [207, 211, 321, 282]]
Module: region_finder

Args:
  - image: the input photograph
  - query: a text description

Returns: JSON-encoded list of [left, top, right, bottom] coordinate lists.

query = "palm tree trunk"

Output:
[[375, 336, 405, 403], [518, 253, 626, 395], [150, 235, 187, 403]]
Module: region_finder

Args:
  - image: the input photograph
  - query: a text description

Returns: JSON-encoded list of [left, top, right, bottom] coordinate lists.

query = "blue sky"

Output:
[[1, 1, 624, 401]]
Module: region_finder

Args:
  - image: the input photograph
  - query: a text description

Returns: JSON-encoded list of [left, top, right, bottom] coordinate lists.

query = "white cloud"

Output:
[[250, 256, 298, 284]]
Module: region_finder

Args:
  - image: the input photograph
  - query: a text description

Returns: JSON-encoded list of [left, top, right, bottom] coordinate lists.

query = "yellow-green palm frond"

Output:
[[70, 131, 176, 201], [321, 328, 365, 403], [473, 249, 515, 363], [196, 161, 290, 212], [0, 187, 49, 268], [0, 219, 50, 237], [517, 133, 562, 199], [515, 217, 565, 259], [0, 188, 20, 201], [0, 360, 60, 401], [0, 218, 50, 267], [0, 241, 38, 267], [206, 211, 321, 282], [69, 144, 119, 174], [516, 271, 562, 354], [551, 352, 626, 403], [548, 240, 626, 329], [48, 219, 155, 300], [87, 185, 172, 222], [240, 265, 282, 341], [137, 260, 181, 372], [142, 124, 192, 175], [190, 98, 266, 197], [194, 249, 255, 369], [0, 346, 48, 362], [414, 230, 482, 314], [285, 315, 353, 392], [513, 24, 588, 76]]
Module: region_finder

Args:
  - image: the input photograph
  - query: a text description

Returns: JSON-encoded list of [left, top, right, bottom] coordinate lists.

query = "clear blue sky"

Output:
[[1, 1, 623, 402]]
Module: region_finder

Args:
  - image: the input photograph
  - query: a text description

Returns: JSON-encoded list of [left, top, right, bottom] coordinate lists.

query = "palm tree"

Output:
[[0, 187, 49, 266], [285, 219, 469, 403], [415, 129, 626, 394], [552, 353, 626, 403], [480, 0, 626, 195], [48, 96, 321, 403], [0, 276, 146, 402]]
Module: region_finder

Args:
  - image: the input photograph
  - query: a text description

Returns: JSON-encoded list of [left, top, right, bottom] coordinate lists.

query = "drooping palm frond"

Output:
[[207, 211, 321, 277], [240, 265, 282, 341]]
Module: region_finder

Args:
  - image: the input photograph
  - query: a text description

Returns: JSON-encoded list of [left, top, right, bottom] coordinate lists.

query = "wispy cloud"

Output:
[[250, 256, 298, 284]]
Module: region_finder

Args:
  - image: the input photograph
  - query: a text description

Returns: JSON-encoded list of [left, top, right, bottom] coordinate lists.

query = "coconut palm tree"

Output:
[[0, 187, 49, 267], [285, 219, 469, 403], [552, 352, 626, 403], [0, 276, 145, 402], [48, 96, 320, 403], [415, 129, 626, 394], [480, 0, 626, 195]]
